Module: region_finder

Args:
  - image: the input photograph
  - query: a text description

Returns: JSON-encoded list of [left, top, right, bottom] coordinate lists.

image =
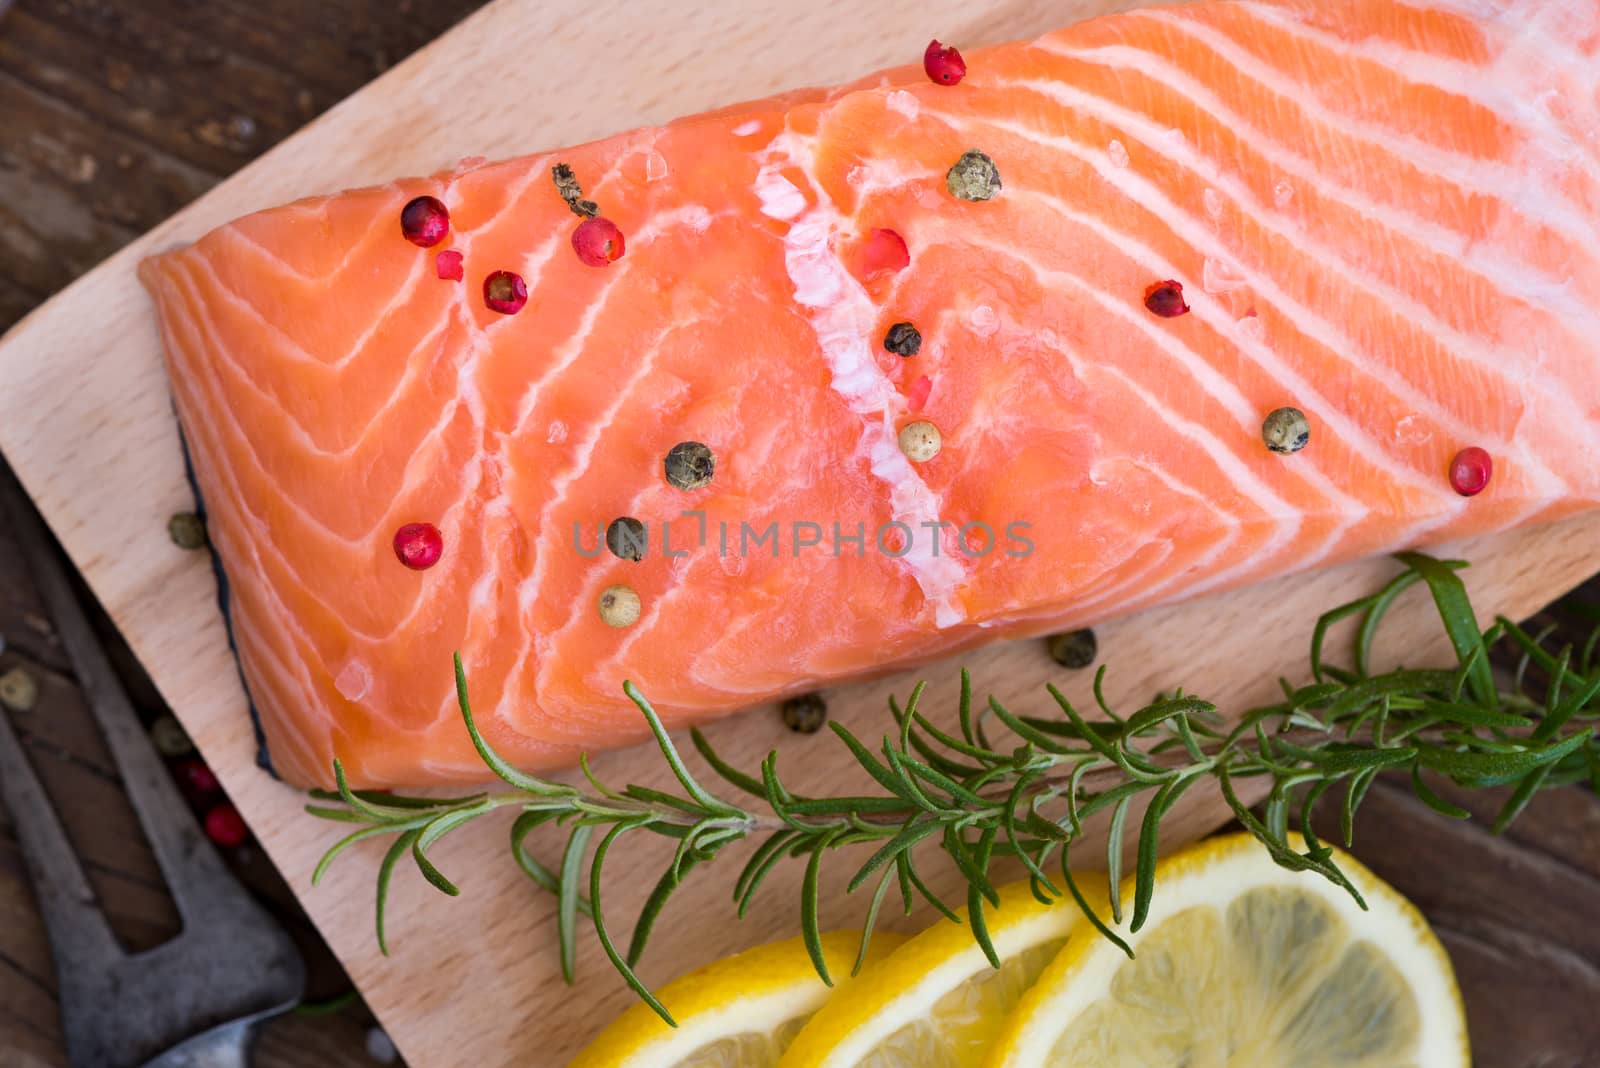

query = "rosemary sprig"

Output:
[[308, 553, 1599, 1024]]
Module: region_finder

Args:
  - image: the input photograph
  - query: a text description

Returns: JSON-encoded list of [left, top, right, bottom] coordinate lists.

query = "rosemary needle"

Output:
[[308, 552, 1600, 1026]]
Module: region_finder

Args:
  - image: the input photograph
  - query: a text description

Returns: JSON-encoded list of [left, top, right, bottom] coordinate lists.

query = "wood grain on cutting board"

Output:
[[1, 1, 1598, 1064]]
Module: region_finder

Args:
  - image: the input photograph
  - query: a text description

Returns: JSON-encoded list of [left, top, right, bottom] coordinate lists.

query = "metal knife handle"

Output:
[[0, 702, 122, 973], [142, 1020, 256, 1068], [0, 476, 236, 920]]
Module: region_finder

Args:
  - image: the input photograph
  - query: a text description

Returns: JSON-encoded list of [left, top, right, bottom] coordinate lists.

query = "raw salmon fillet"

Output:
[[140, 0, 1600, 788]]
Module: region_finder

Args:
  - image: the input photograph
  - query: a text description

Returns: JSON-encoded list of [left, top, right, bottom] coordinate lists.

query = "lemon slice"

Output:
[[987, 833, 1468, 1067], [567, 931, 905, 1068], [780, 877, 1108, 1068]]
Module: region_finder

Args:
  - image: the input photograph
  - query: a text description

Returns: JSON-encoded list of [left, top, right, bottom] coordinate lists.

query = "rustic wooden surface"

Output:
[[1, 2, 1598, 1067]]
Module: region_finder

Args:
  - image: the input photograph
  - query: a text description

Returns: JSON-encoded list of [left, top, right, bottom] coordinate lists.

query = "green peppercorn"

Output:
[[780, 692, 828, 734], [1046, 628, 1098, 669], [946, 149, 1001, 202], [150, 715, 195, 757], [1262, 407, 1310, 455], [168, 512, 207, 550], [664, 441, 715, 491]]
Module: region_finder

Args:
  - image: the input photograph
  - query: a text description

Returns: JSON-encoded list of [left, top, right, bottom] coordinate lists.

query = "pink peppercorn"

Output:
[[572, 217, 626, 267], [393, 522, 444, 570], [400, 196, 450, 247], [924, 40, 967, 86], [482, 270, 528, 314], [862, 228, 910, 276], [204, 803, 249, 849], [907, 374, 933, 413], [1449, 447, 1493, 497], [174, 758, 221, 797], [1144, 280, 1190, 318]]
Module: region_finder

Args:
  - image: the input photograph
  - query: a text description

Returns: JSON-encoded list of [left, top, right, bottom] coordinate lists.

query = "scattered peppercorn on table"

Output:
[[3, 2, 1600, 1067]]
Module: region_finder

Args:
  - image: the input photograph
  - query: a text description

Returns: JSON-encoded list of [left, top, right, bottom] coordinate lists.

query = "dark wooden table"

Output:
[[0, 3, 487, 1064], [1, 3, 1598, 1066]]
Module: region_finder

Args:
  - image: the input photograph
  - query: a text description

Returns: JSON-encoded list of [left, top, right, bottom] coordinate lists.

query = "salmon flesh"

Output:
[[139, 0, 1600, 787]]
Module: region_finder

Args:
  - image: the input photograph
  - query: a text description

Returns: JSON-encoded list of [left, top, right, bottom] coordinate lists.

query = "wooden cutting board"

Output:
[[2, 1, 1597, 1064]]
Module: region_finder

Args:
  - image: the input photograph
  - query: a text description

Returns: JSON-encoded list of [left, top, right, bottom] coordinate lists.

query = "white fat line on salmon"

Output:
[[930, 192, 1400, 536], [225, 221, 376, 290], [162, 257, 484, 568], [162, 252, 447, 456], [954, 229, 1371, 519], [217, 182, 418, 288], [979, 538, 1181, 633], [230, 604, 328, 775], [217, 237, 437, 375], [1133, 9, 1600, 273], [158, 337, 371, 727], [505, 209, 729, 507], [509, 271, 726, 720], [1239, 2, 1600, 171], [507, 207, 726, 438], [470, 143, 645, 686], [1083, 18, 1600, 247], [579, 376, 837, 710], [941, 103, 1579, 498], [845, 157, 1365, 579], [444, 147, 615, 687], [520, 317, 708, 706], [423, 159, 553, 687], [488, 141, 724, 729], [1018, 45, 1600, 340], [900, 105, 1483, 505], [1420, 0, 1600, 57], [754, 132, 967, 628], [497, 134, 666, 434], [1028, 463, 1244, 624]]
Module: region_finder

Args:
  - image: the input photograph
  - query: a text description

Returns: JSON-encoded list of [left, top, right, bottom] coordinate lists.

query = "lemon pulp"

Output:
[[781, 878, 1107, 1068], [986, 834, 1466, 1068], [678, 1018, 812, 1068], [1048, 888, 1422, 1066], [566, 931, 904, 1068], [856, 938, 1066, 1067]]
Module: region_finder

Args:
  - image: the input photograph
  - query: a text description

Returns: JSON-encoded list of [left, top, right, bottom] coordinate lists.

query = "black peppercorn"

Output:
[[664, 442, 715, 491], [606, 517, 647, 562], [780, 692, 828, 734], [1046, 628, 1098, 669], [884, 321, 923, 358]]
